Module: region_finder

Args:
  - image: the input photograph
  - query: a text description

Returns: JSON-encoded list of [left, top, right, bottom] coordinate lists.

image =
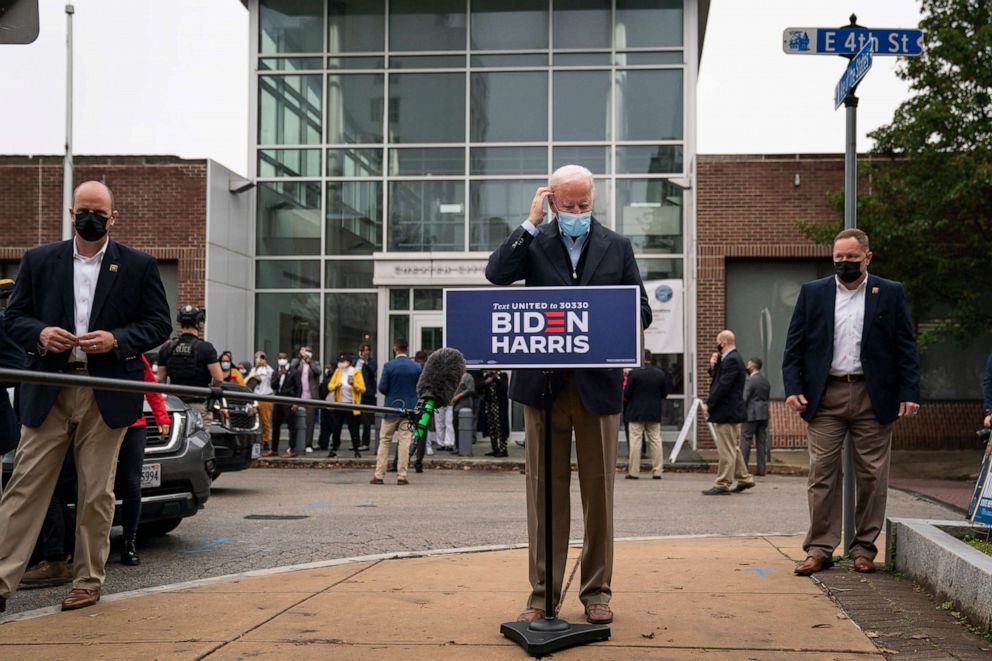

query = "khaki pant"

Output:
[[0, 385, 127, 598], [713, 423, 753, 489], [374, 416, 412, 480], [257, 401, 272, 446], [804, 380, 893, 562], [627, 421, 663, 477], [523, 375, 619, 610]]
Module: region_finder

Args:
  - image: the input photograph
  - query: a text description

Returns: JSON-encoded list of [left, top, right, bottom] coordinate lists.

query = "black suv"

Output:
[[207, 382, 262, 479], [1, 391, 214, 537]]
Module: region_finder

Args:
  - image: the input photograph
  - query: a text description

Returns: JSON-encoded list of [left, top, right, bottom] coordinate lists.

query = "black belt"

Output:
[[829, 374, 864, 382]]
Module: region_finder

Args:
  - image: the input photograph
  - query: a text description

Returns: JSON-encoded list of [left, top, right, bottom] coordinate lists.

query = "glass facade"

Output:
[[253, 0, 691, 428]]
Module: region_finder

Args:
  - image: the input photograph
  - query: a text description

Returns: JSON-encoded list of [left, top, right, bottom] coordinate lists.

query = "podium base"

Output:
[[500, 619, 611, 657]]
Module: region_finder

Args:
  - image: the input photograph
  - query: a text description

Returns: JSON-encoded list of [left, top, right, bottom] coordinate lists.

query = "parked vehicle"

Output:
[[2, 393, 214, 537], [208, 382, 262, 479]]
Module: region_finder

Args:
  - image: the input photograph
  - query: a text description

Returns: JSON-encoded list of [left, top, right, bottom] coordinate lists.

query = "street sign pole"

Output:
[[842, 89, 858, 558], [836, 13, 864, 561]]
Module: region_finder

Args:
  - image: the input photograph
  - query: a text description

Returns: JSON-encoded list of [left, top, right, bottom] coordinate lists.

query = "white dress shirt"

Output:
[[830, 274, 867, 376], [70, 240, 108, 363]]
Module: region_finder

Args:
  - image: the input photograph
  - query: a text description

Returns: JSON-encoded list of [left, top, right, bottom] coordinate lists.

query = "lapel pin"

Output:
[[871, 287, 879, 295], [109, 264, 119, 273]]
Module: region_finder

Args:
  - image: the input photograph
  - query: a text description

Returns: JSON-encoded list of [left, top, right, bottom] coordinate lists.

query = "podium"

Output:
[[444, 286, 643, 657], [498, 371, 611, 655]]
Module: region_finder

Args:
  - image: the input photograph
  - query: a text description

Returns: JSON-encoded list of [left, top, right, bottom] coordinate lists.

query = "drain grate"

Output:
[[243, 514, 310, 520]]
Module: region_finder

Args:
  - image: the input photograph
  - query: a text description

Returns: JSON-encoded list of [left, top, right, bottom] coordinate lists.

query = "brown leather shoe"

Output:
[[794, 556, 833, 576], [20, 560, 73, 589], [397, 478, 409, 485], [852, 556, 876, 573], [282, 450, 297, 458], [61, 587, 100, 611], [585, 603, 613, 624], [369, 477, 384, 484], [516, 608, 546, 623]]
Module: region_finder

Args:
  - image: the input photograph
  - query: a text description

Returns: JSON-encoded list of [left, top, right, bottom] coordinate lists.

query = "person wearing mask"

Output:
[[157, 305, 224, 415], [785, 228, 920, 576], [326, 354, 366, 458], [623, 350, 668, 480], [355, 343, 378, 452], [486, 165, 652, 626], [702, 330, 755, 496], [295, 345, 321, 454], [219, 350, 245, 386], [317, 361, 335, 452], [371, 339, 421, 485], [741, 358, 771, 476], [0, 180, 172, 613], [247, 352, 274, 453], [268, 351, 301, 457]]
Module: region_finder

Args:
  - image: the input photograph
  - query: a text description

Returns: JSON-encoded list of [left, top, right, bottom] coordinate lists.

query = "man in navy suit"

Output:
[[486, 165, 651, 626], [701, 330, 755, 495], [784, 228, 920, 576], [371, 338, 421, 485], [0, 181, 171, 613], [0, 279, 25, 477]]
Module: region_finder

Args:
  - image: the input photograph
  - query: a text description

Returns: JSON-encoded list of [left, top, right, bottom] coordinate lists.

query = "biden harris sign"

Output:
[[443, 286, 642, 370]]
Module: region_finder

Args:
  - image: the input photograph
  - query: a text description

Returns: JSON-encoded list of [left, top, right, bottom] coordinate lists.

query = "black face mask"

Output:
[[715, 344, 723, 355], [74, 211, 109, 242], [834, 260, 863, 283]]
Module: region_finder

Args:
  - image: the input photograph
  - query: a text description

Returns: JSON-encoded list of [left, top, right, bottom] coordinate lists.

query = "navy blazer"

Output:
[[623, 366, 668, 422], [486, 218, 652, 416], [4, 239, 172, 429], [782, 274, 921, 426], [0, 308, 25, 453], [378, 355, 421, 418], [707, 349, 747, 424]]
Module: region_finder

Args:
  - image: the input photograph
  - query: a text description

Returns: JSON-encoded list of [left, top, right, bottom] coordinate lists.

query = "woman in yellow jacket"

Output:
[[326, 353, 366, 458]]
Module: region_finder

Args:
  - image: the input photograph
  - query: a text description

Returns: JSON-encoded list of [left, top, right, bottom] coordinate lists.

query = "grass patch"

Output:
[[963, 533, 992, 557]]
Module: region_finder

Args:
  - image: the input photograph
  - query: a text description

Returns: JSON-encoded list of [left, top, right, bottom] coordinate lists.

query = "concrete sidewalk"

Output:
[[0, 534, 885, 660]]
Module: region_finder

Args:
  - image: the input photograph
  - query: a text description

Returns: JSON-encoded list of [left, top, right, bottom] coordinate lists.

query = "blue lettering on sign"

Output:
[[817, 29, 924, 55], [835, 42, 873, 108]]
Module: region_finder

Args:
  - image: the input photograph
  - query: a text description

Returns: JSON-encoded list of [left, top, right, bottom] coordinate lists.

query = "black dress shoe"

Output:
[[414, 463, 424, 474], [701, 486, 731, 495], [121, 529, 140, 566], [354, 451, 362, 458]]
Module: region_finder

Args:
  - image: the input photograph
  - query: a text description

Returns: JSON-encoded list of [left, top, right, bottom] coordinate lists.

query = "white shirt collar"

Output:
[[835, 273, 869, 294], [73, 238, 109, 262]]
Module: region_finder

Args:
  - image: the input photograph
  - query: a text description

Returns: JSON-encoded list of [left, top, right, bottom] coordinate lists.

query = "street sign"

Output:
[[783, 27, 924, 56], [835, 42, 873, 109]]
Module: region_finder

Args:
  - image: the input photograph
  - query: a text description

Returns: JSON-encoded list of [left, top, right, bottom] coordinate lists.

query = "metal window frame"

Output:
[[251, 0, 695, 412]]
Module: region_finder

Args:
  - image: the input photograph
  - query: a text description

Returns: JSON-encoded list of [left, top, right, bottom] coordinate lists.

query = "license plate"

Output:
[[251, 442, 261, 459], [141, 463, 161, 488]]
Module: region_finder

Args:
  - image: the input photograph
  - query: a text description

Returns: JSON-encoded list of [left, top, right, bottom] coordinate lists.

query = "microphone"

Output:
[[409, 348, 466, 451]]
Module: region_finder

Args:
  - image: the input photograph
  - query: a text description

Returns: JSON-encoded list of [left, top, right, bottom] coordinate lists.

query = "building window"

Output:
[[259, 0, 323, 54], [256, 259, 321, 289], [258, 75, 322, 145], [389, 0, 467, 52], [388, 180, 465, 252], [326, 181, 383, 254], [256, 182, 322, 256], [616, 179, 682, 253], [324, 292, 377, 361], [328, 0, 385, 54], [255, 292, 321, 359]]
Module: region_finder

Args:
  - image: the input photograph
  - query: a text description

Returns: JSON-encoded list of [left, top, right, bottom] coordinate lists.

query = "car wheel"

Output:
[[138, 517, 183, 537]]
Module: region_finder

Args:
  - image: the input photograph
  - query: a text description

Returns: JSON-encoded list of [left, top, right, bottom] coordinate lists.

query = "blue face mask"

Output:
[[557, 211, 591, 238], [221, 361, 231, 371]]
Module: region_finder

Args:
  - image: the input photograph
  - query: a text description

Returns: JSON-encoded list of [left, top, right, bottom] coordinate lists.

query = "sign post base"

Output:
[[500, 620, 611, 657]]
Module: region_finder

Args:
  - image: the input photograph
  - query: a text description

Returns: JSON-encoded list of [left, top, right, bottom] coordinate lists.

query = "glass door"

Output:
[[411, 312, 444, 356]]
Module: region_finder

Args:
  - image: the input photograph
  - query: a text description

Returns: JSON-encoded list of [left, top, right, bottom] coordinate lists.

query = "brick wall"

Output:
[[695, 154, 980, 450], [0, 155, 207, 307]]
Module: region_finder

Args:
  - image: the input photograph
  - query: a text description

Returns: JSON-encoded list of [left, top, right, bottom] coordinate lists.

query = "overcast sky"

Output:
[[0, 0, 923, 175]]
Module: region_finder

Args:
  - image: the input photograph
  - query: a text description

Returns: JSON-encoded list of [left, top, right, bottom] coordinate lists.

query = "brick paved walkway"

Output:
[[815, 559, 992, 660]]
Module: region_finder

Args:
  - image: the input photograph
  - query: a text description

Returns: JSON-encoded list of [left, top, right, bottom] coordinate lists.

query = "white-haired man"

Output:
[[486, 164, 652, 625]]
